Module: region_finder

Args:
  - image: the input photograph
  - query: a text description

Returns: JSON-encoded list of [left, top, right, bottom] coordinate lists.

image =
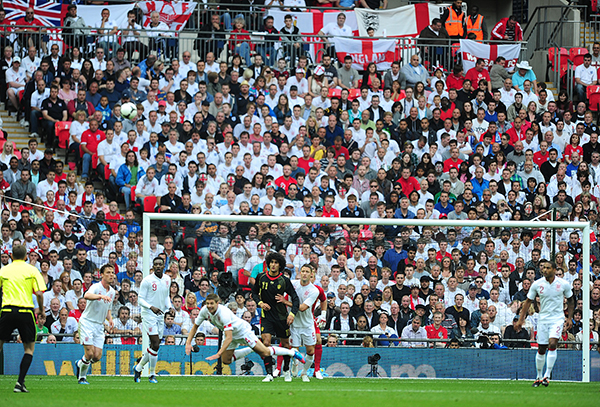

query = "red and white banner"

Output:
[[334, 37, 396, 71], [137, 1, 196, 32], [354, 3, 446, 37], [459, 39, 521, 72], [76, 2, 195, 34], [267, 8, 358, 35]]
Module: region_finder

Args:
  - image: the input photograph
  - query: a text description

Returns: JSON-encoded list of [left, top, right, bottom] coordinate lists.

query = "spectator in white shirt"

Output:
[[575, 53, 597, 103]]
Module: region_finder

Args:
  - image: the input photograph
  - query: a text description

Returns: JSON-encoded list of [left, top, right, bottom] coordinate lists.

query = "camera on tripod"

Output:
[[240, 358, 254, 375], [367, 353, 381, 365], [366, 353, 381, 377]]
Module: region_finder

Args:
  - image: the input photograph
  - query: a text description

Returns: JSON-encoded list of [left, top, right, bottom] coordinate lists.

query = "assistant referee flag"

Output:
[[0, 260, 46, 308]]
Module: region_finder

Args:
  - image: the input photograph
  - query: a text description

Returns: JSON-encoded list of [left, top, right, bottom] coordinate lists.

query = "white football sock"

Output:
[[233, 347, 253, 361], [535, 353, 546, 380], [544, 350, 557, 379], [269, 346, 294, 357], [302, 354, 314, 375], [78, 357, 90, 379], [135, 349, 151, 372], [148, 348, 158, 376]]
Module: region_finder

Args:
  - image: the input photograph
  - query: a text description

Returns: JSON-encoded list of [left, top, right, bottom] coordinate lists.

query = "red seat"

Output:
[[143, 196, 157, 212], [327, 88, 342, 98], [91, 153, 98, 169], [55, 121, 71, 149], [548, 47, 569, 75], [569, 47, 589, 67], [131, 186, 136, 201], [348, 89, 361, 100], [587, 85, 600, 111], [104, 165, 111, 180]]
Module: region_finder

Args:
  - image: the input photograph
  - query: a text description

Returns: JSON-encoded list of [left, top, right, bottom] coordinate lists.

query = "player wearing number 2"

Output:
[[278, 264, 320, 382], [133, 257, 174, 384], [516, 261, 574, 387], [185, 294, 305, 372], [75, 264, 116, 385]]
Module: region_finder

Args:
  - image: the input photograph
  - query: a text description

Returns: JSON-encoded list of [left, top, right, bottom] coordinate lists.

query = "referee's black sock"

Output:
[[18, 354, 33, 385], [263, 356, 273, 375], [283, 355, 290, 372]]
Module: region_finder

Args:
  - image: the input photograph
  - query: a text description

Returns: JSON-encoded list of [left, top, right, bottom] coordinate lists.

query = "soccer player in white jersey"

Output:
[[75, 264, 116, 385], [516, 260, 574, 387], [289, 265, 320, 382], [133, 257, 173, 384], [185, 293, 305, 378]]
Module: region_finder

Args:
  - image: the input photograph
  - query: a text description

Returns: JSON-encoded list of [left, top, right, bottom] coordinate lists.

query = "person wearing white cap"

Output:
[[512, 60, 537, 93], [6, 56, 26, 118], [574, 53, 598, 103]]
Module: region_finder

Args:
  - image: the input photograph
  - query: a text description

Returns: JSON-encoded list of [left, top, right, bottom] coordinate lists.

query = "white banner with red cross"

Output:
[[334, 37, 397, 71], [459, 39, 521, 72]]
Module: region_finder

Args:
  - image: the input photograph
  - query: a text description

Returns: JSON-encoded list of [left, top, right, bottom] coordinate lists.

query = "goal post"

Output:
[[142, 213, 592, 382]]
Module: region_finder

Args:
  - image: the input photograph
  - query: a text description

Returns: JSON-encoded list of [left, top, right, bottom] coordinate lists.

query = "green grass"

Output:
[[0, 376, 598, 407]]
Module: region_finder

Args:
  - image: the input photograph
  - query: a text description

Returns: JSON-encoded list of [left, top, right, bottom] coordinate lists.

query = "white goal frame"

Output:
[[143, 214, 592, 382]]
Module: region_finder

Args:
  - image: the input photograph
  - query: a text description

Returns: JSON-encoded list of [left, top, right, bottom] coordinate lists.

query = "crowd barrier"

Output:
[[3, 343, 599, 381], [0, 25, 526, 75]]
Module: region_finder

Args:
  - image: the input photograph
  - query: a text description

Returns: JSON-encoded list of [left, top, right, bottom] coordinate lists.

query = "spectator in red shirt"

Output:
[[298, 145, 315, 173], [322, 195, 339, 218], [13, 7, 44, 51], [533, 140, 550, 167], [275, 164, 298, 193], [68, 297, 86, 321], [425, 311, 448, 348], [397, 167, 420, 196], [331, 136, 349, 159], [80, 119, 106, 181], [443, 148, 463, 172], [446, 64, 465, 91], [465, 58, 491, 93]]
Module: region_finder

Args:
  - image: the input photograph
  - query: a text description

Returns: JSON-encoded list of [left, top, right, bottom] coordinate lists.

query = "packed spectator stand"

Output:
[[0, 0, 598, 351]]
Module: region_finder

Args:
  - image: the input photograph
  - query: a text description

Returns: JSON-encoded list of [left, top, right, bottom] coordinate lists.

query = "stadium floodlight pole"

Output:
[[142, 213, 591, 382]]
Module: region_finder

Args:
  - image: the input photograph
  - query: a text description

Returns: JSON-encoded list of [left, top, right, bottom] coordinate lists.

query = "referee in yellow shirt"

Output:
[[0, 244, 46, 393]]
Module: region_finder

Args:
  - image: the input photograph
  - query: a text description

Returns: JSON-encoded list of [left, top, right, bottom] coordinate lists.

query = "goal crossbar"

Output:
[[142, 213, 592, 382]]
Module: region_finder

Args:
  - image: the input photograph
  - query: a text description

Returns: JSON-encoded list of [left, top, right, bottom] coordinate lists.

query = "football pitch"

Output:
[[0, 376, 597, 407]]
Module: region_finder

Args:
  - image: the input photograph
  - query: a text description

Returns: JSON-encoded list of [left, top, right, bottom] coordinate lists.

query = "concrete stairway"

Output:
[[0, 108, 33, 150]]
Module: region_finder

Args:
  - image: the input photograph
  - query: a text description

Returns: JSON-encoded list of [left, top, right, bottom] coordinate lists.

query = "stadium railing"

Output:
[[0, 24, 527, 75]]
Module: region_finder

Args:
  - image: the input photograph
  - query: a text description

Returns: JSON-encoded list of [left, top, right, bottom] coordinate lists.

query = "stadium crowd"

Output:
[[0, 1, 599, 351]]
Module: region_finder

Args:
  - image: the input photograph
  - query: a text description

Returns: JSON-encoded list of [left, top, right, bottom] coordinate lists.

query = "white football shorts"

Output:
[[226, 328, 259, 350], [79, 319, 105, 349], [536, 320, 564, 345], [290, 324, 317, 347]]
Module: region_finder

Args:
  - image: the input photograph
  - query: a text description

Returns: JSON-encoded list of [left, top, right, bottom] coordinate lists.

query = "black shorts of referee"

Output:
[[0, 306, 37, 343]]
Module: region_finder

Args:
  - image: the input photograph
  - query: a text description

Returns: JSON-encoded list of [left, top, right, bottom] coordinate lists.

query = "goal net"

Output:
[[136, 213, 597, 382]]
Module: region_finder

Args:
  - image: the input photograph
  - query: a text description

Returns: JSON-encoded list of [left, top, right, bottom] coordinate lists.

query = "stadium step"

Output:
[[0, 108, 34, 150]]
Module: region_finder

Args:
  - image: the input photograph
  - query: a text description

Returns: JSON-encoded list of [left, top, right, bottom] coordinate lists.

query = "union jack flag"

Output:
[[4, 0, 65, 27]]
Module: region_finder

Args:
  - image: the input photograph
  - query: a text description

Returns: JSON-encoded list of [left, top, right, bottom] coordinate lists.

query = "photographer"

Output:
[[121, 9, 148, 63]]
